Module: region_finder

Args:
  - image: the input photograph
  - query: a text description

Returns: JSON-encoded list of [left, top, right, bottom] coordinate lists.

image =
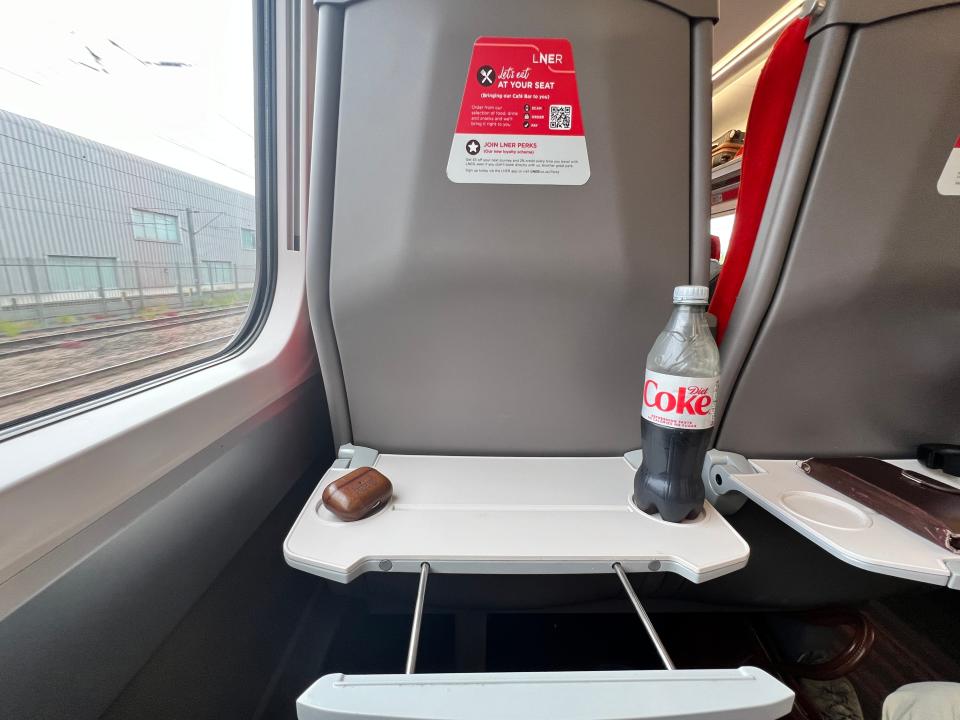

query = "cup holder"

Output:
[[627, 493, 706, 525]]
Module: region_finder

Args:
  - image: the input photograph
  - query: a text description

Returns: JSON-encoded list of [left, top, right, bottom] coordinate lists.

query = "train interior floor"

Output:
[[102, 463, 960, 720]]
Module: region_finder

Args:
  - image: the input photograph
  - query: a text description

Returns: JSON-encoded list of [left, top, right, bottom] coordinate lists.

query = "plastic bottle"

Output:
[[633, 285, 719, 523]]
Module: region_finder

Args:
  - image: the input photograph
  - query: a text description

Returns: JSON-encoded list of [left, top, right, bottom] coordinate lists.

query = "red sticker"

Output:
[[938, 135, 960, 196], [446, 37, 590, 185]]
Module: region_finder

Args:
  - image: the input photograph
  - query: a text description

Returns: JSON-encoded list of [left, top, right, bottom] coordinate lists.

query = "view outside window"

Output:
[[0, 0, 257, 427], [710, 213, 736, 262]]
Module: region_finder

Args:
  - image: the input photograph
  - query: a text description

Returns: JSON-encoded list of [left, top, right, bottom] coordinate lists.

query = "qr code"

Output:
[[549, 104, 572, 131]]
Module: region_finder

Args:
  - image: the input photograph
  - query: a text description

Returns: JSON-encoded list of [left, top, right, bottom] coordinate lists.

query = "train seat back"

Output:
[[310, 0, 717, 456]]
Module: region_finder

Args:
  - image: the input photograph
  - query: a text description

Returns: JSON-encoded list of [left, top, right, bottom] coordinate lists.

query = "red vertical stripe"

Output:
[[709, 18, 811, 343]]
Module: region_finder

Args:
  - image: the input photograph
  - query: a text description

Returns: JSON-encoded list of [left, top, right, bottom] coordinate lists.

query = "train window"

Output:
[[0, 0, 263, 429], [710, 213, 736, 262]]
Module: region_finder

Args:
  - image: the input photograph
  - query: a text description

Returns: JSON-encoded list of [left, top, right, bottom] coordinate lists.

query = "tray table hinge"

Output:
[[702, 449, 753, 515], [334, 443, 380, 469], [945, 559, 960, 590]]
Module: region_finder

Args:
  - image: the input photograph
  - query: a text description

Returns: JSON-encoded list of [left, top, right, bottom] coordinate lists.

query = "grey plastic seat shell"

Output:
[[717, 3, 960, 457], [313, 0, 714, 455]]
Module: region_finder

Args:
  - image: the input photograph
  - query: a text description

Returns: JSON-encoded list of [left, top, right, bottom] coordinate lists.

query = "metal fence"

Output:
[[0, 258, 256, 331]]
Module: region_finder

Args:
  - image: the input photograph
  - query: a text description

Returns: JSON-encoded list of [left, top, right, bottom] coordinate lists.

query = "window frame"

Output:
[[240, 227, 257, 251], [199, 259, 236, 287], [46, 255, 120, 292], [131, 208, 183, 244]]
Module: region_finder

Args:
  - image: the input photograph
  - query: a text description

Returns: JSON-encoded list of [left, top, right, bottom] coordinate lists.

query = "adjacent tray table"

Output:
[[284, 453, 751, 584], [719, 457, 960, 588]]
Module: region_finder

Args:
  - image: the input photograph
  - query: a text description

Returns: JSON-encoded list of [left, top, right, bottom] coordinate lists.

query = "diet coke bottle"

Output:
[[633, 285, 719, 523]]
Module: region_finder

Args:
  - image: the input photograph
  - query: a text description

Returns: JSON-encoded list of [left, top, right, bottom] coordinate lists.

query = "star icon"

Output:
[[466, 139, 481, 155]]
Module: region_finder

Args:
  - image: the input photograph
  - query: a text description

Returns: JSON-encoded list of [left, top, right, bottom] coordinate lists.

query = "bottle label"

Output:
[[641, 370, 719, 430]]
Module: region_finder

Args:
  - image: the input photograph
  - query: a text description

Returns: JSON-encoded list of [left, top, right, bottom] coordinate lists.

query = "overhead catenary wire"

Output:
[[158, 136, 255, 179], [0, 66, 42, 86], [188, 211, 225, 235]]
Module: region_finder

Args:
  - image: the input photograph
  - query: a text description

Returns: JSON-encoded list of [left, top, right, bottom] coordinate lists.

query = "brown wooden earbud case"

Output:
[[321, 466, 393, 521]]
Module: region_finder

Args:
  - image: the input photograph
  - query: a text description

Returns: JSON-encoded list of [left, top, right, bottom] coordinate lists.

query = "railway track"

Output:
[[0, 306, 246, 358], [0, 335, 234, 409]]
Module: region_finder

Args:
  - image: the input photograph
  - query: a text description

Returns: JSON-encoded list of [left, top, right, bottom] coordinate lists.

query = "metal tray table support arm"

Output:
[[298, 561, 796, 720]]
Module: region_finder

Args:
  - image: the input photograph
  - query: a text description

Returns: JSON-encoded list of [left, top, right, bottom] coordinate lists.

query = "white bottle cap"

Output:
[[673, 285, 709, 305]]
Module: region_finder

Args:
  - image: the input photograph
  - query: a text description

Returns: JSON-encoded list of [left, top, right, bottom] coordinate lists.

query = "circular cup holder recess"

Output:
[[626, 493, 706, 525], [779, 491, 872, 530]]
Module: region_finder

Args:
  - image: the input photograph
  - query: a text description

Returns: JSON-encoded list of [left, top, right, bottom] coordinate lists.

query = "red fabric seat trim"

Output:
[[709, 17, 811, 343]]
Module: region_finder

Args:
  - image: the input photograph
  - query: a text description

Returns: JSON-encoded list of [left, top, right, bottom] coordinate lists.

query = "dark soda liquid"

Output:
[[633, 418, 712, 523]]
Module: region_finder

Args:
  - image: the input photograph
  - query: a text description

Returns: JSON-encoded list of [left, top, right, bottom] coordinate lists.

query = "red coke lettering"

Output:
[[644, 380, 712, 416]]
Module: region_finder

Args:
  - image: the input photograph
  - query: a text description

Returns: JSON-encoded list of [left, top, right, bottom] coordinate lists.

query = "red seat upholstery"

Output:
[[709, 17, 811, 343], [710, 234, 721, 261]]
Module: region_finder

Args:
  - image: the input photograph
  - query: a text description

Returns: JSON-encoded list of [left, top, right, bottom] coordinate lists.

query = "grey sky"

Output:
[[0, 0, 255, 194]]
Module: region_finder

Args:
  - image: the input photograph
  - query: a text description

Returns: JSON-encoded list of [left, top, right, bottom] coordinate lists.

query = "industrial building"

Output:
[[0, 109, 256, 322]]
